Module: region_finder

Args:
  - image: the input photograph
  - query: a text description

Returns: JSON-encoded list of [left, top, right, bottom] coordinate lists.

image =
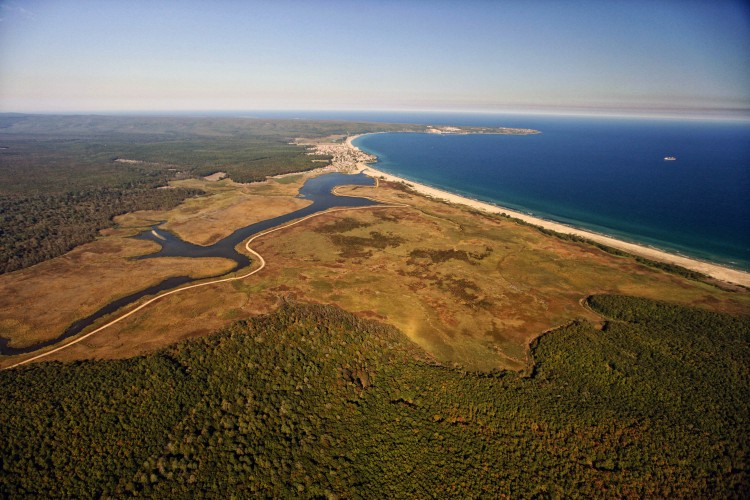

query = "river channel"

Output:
[[0, 173, 379, 356]]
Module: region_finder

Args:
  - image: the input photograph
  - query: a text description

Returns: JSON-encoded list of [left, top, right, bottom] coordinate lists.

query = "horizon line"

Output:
[[2, 107, 749, 122]]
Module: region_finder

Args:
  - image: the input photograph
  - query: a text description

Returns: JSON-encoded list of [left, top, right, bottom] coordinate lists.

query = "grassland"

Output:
[[2, 171, 747, 371]]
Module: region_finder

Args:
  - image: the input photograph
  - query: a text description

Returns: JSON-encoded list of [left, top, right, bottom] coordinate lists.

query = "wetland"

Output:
[[0, 173, 378, 356]]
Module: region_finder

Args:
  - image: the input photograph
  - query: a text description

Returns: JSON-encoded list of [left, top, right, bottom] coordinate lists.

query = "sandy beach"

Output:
[[345, 134, 750, 288]]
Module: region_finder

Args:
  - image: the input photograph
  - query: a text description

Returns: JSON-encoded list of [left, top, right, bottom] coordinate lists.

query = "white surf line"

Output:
[[4, 196, 407, 370]]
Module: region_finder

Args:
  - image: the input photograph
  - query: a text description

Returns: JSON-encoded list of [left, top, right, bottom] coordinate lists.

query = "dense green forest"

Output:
[[0, 114, 419, 274], [2, 295, 748, 497], [0, 140, 204, 273]]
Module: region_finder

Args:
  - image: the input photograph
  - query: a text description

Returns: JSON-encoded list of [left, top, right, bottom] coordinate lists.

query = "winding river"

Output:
[[0, 173, 379, 356]]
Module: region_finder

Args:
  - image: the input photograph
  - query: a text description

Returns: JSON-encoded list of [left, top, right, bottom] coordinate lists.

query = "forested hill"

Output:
[[2, 295, 748, 497], [0, 114, 419, 274]]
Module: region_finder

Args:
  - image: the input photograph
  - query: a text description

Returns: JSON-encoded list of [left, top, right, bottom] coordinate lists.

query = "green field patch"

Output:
[[311, 279, 334, 293], [273, 174, 303, 184], [328, 231, 405, 259], [314, 216, 372, 234], [220, 308, 245, 320], [408, 246, 492, 265]]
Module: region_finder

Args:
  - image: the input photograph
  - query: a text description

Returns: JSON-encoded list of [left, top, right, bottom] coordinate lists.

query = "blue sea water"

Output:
[[342, 113, 750, 271]]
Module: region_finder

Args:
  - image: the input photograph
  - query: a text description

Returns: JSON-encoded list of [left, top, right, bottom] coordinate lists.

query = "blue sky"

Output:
[[0, 0, 748, 117]]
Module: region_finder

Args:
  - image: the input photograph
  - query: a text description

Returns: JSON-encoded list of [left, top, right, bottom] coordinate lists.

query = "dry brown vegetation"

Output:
[[0, 176, 306, 354], [0, 239, 235, 350], [2, 176, 748, 370], [155, 177, 310, 245]]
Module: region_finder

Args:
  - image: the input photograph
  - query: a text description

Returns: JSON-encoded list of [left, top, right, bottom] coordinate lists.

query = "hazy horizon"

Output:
[[3, 107, 750, 123], [1, 1, 749, 119]]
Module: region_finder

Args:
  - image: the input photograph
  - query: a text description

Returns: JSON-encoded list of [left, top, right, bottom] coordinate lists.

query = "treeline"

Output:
[[0, 136, 207, 273], [2, 296, 748, 497], [0, 114, 424, 142], [110, 137, 330, 184], [0, 185, 203, 273]]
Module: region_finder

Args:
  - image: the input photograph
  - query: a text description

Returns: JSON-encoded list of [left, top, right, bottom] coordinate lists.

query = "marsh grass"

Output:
[[2, 177, 748, 371]]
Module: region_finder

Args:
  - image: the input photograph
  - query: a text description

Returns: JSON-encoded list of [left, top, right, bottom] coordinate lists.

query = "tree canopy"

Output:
[[1, 295, 748, 497]]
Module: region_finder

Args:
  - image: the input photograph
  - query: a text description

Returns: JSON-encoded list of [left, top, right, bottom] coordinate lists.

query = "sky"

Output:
[[0, 0, 749, 117]]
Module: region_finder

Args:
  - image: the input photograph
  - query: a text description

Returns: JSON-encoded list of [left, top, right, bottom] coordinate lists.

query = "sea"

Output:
[[255, 111, 750, 271]]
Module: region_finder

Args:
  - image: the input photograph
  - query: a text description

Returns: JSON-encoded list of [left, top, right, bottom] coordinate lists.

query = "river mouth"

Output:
[[1, 173, 379, 357]]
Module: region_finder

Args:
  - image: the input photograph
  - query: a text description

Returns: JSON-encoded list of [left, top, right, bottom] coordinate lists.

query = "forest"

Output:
[[2, 295, 748, 497], [0, 114, 422, 274]]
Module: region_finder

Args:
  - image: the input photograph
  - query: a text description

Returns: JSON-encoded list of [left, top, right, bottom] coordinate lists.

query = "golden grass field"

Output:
[[2, 174, 748, 371], [0, 177, 304, 353]]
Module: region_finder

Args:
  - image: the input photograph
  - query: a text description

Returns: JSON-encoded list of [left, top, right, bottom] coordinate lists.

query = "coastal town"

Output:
[[306, 140, 376, 173]]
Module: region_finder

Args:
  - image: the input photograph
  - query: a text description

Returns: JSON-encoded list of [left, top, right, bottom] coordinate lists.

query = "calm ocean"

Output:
[[251, 111, 750, 270]]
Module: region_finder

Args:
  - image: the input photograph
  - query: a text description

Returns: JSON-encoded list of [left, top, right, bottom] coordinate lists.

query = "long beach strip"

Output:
[[346, 135, 750, 288]]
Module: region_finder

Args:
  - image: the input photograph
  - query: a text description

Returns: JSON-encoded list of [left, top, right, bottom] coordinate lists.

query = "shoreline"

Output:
[[346, 134, 750, 288]]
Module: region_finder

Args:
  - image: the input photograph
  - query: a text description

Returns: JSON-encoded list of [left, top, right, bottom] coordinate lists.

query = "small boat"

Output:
[[664, 156, 677, 161]]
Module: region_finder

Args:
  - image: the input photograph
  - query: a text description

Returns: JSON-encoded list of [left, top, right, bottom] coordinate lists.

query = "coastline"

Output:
[[345, 134, 750, 288]]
